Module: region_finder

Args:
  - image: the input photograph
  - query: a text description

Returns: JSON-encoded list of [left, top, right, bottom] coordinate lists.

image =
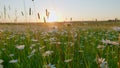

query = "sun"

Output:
[[47, 11, 58, 22]]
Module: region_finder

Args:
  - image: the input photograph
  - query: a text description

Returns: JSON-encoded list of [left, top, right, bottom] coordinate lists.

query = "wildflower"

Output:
[[44, 39, 49, 42], [27, 49, 36, 58], [39, 46, 46, 50], [64, 42, 67, 45], [20, 36, 25, 40], [0, 59, 4, 64], [30, 44, 36, 49], [100, 61, 109, 68], [97, 58, 105, 64], [96, 58, 109, 68], [69, 42, 74, 46], [27, 54, 34, 58], [9, 59, 18, 63], [97, 45, 105, 50], [16, 45, 25, 50], [3, 43, 7, 46], [9, 54, 14, 57], [44, 63, 56, 68], [31, 39, 38, 42], [50, 42, 61, 45], [0, 64, 3, 68], [64, 59, 72, 63], [2, 48, 6, 51], [102, 39, 111, 45], [42, 51, 53, 57], [41, 32, 49, 36], [31, 49, 36, 55], [113, 27, 120, 32], [110, 41, 119, 46], [102, 39, 119, 46], [49, 37, 56, 42], [56, 42, 61, 45], [6, 37, 10, 40], [74, 33, 77, 38], [61, 30, 67, 35]]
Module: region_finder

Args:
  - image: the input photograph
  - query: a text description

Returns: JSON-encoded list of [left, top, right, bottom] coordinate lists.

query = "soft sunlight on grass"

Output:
[[47, 11, 58, 23], [0, 22, 120, 68], [0, 0, 120, 68]]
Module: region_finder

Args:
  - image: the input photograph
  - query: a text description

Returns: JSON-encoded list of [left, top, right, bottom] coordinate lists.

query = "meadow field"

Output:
[[0, 21, 120, 68]]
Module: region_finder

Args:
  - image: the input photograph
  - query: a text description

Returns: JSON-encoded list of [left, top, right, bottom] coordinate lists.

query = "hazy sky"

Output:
[[0, 0, 120, 22]]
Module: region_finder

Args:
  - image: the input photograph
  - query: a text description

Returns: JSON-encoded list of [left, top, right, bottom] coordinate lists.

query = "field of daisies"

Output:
[[0, 22, 120, 68]]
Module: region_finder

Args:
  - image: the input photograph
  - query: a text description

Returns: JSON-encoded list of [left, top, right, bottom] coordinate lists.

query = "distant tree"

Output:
[[115, 18, 118, 23], [70, 17, 72, 21], [108, 19, 114, 22], [95, 19, 97, 22]]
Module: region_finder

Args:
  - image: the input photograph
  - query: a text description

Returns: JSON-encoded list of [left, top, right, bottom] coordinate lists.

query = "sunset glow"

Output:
[[0, 0, 120, 22], [47, 11, 58, 22]]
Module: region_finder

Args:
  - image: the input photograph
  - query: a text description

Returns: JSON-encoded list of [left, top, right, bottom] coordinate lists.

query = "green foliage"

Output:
[[0, 23, 119, 68]]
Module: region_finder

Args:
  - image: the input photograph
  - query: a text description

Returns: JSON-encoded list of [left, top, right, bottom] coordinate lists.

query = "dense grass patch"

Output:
[[0, 23, 120, 68]]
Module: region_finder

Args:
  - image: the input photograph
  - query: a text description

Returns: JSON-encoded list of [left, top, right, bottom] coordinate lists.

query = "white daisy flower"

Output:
[[102, 39, 111, 45], [0, 59, 4, 64], [16, 45, 25, 50], [96, 58, 109, 68], [49, 37, 56, 42], [2, 48, 6, 51], [27, 49, 36, 58], [113, 27, 120, 32], [0, 64, 3, 68], [31, 39, 38, 42], [9, 59, 18, 63], [44, 63, 56, 68], [30, 44, 36, 49], [27, 54, 34, 58], [31, 49, 36, 55], [64, 59, 72, 63], [100, 61, 109, 68], [39, 46, 46, 50], [20, 36, 25, 40], [110, 41, 119, 46], [9, 54, 14, 57], [97, 45, 105, 50], [42, 51, 53, 57]]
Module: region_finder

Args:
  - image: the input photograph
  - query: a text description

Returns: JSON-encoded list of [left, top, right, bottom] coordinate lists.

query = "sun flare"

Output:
[[47, 11, 58, 22]]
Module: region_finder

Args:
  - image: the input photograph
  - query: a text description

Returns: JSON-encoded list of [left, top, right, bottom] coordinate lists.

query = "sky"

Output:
[[0, 0, 120, 22]]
